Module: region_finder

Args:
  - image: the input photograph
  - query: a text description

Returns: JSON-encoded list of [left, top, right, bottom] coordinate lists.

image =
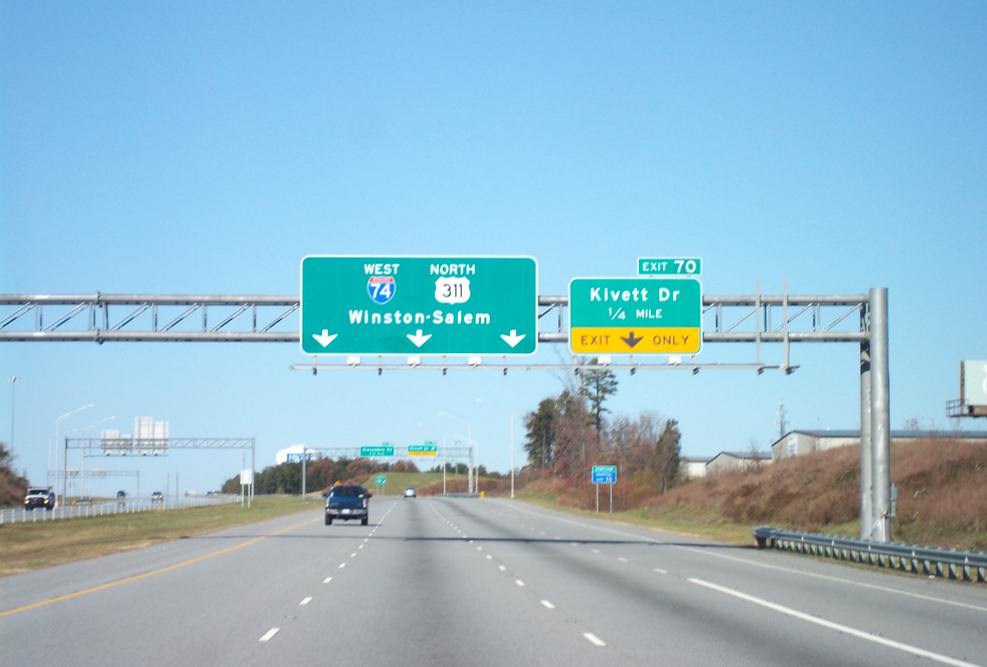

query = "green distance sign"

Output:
[[360, 445, 394, 457], [301, 256, 537, 355]]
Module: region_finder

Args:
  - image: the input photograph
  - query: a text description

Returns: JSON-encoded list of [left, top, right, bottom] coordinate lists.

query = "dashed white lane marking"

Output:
[[541, 600, 556, 610], [515, 579, 525, 587], [583, 632, 606, 647], [688, 578, 979, 667], [259, 628, 279, 642], [498, 565, 507, 572], [300, 597, 312, 606], [618, 557, 629, 562], [654, 568, 668, 575], [350, 552, 357, 558], [323, 577, 333, 583], [338, 563, 346, 569]]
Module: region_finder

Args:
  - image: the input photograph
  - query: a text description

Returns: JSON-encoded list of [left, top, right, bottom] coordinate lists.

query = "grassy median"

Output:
[[0, 497, 320, 577]]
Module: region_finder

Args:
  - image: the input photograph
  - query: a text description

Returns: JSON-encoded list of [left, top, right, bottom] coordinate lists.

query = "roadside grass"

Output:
[[356, 472, 467, 496], [512, 487, 755, 545], [0, 497, 317, 577]]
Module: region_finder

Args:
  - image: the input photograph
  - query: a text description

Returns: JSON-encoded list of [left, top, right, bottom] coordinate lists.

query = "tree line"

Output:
[[522, 361, 681, 496]]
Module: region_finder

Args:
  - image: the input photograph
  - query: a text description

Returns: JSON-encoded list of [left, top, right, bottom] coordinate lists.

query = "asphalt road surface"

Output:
[[2, 497, 985, 666]]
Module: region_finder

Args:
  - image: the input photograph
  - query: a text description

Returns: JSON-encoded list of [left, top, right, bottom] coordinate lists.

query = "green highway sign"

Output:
[[638, 257, 702, 276], [360, 445, 394, 457], [301, 256, 537, 355], [375, 475, 387, 485], [569, 277, 703, 355], [408, 444, 438, 457]]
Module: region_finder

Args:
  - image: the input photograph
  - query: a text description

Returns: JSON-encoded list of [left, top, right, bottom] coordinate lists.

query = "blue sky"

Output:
[[2, 2, 985, 495]]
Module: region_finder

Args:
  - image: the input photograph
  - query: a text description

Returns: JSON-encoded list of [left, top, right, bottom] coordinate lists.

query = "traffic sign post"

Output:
[[591, 465, 617, 514], [301, 256, 537, 355], [569, 277, 702, 355]]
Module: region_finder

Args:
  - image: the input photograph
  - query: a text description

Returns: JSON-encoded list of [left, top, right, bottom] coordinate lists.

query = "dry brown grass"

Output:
[[514, 438, 987, 551]]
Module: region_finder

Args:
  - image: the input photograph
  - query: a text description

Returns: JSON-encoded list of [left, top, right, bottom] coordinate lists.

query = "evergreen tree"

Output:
[[651, 419, 682, 493], [578, 360, 618, 435]]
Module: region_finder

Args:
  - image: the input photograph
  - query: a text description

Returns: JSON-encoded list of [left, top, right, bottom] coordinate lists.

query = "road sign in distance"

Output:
[[301, 256, 537, 355], [591, 465, 617, 484], [638, 257, 702, 276], [375, 475, 387, 485], [408, 444, 438, 457], [360, 445, 394, 457], [569, 277, 702, 355]]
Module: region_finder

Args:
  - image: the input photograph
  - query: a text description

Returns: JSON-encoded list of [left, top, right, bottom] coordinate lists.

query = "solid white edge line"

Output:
[[583, 632, 606, 647], [259, 628, 279, 642], [687, 578, 980, 667], [680, 546, 987, 613]]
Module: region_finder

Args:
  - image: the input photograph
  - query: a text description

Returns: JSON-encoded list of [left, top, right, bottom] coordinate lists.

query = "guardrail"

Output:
[[0, 495, 239, 525], [753, 526, 987, 584]]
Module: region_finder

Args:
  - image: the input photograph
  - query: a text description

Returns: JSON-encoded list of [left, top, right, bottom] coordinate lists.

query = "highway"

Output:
[[2, 496, 985, 666]]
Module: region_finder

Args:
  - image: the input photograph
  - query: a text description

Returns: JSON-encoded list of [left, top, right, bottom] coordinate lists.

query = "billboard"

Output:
[[962, 360, 987, 406]]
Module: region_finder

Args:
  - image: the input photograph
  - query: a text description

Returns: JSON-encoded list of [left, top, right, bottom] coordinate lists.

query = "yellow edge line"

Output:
[[1, 516, 318, 617]]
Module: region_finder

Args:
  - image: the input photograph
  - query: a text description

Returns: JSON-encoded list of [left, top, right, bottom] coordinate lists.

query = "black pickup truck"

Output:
[[324, 484, 371, 526]]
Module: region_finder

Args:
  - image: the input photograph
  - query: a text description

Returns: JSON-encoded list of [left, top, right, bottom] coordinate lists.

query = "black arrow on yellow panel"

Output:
[[621, 331, 643, 348]]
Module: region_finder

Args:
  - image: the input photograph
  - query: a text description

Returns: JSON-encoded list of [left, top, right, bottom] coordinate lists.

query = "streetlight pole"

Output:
[[439, 412, 473, 493], [477, 398, 515, 498], [7, 376, 18, 462], [56, 404, 94, 504]]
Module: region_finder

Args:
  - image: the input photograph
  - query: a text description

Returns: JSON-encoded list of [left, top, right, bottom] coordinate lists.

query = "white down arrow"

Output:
[[500, 330, 526, 348]]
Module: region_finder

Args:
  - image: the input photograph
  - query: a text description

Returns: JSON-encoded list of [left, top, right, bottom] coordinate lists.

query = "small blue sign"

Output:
[[591, 465, 617, 484]]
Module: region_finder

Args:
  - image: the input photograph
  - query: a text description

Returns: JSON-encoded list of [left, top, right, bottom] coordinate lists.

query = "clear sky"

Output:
[[2, 2, 985, 496]]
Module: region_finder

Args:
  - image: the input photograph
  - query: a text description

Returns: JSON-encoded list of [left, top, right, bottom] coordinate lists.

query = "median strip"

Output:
[[1, 516, 318, 618]]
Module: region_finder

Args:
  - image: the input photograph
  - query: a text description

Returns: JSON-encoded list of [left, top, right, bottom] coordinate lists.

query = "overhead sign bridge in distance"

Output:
[[301, 256, 537, 356]]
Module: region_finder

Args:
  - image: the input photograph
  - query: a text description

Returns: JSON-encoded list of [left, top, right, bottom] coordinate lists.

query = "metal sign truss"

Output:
[[0, 294, 299, 342], [5, 288, 891, 544], [307, 447, 471, 460], [0, 291, 867, 353], [65, 437, 255, 451]]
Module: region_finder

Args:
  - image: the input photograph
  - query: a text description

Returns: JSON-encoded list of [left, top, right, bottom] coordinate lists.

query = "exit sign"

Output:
[[301, 256, 537, 356], [638, 257, 702, 276], [569, 277, 702, 355]]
